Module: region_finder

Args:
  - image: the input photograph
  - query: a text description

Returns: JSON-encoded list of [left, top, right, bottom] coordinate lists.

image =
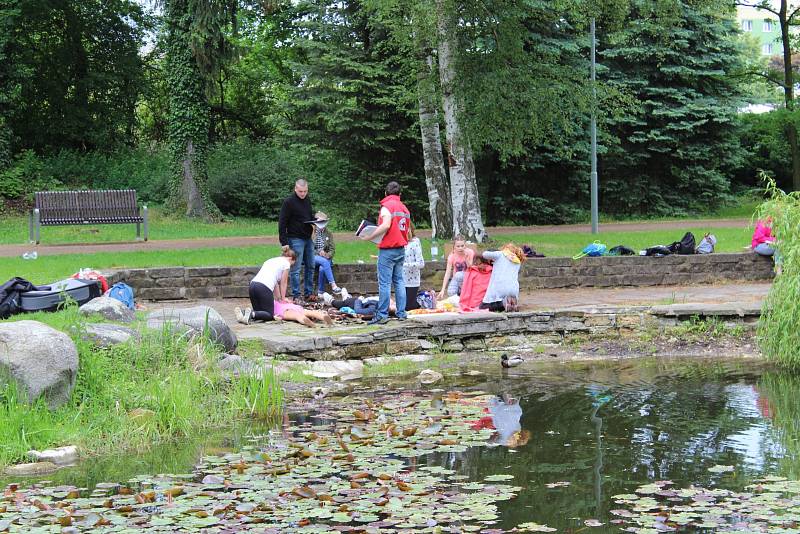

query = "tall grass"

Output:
[[0, 300, 284, 467], [756, 175, 800, 369]]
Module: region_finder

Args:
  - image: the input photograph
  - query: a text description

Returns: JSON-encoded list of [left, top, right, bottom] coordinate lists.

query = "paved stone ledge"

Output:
[[234, 303, 763, 360], [108, 253, 774, 302]]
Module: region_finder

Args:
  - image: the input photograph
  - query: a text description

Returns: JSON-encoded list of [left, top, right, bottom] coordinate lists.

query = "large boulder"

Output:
[[0, 321, 78, 409], [79, 297, 135, 323], [146, 306, 237, 352], [81, 323, 140, 347]]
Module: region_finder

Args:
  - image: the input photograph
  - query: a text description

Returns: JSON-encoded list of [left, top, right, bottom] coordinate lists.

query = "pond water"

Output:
[[5, 355, 800, 532]]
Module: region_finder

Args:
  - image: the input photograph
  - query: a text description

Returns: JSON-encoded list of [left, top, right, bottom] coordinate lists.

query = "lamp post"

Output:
[[590, 18, 599, 235]]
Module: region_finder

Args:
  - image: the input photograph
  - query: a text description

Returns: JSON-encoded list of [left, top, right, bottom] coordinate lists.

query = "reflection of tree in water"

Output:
[[756, 371, 800, 479]]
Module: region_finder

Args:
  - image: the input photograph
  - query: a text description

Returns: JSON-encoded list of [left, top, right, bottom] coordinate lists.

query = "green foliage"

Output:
[[231, 367, 284, 420], [599, 0, 745, 216], [0, 150, 61, 204], [735, 110, 796, 191], [757, 175, 800, 369], [4, 0, 148, 154]]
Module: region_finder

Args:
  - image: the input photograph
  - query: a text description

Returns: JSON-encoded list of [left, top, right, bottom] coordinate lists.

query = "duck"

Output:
[[501, 354, 524, 368]]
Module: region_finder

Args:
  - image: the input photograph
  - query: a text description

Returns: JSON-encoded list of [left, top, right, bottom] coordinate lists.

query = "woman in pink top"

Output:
[[273, 299, 332, 327], [752, 218, 776, 256], [438, 236, 475, 299]]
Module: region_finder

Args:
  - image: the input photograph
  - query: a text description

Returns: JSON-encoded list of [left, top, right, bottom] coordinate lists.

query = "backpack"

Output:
[[645, 245, 672, 257], [107, 282, 135, 309], [572, 241, 607, 260], [416, 290, 437, 310], [668, 232, 696, 255], [607, 245, 635, 256]]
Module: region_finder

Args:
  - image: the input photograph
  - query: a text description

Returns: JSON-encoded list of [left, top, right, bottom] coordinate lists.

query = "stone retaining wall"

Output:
[[108, 253, 773, 302], [239, 302, 762, 360]]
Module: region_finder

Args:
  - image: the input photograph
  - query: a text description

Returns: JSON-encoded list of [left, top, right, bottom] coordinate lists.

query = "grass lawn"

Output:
[[0, 226, 754, 283]]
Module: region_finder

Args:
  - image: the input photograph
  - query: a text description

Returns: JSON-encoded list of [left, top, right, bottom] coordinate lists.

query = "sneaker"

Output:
[[340, 287, 350, 301], [332, 286, 342, 294], [396, 315, 407, 321], [321, 292, 334, 306], [234, 306, 248, 325], [368, 316, 389, 326], [243, 308, 253, 324]]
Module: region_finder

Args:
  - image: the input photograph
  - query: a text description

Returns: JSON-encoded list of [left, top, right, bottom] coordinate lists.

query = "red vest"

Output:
[[378, 195, 410, 249]]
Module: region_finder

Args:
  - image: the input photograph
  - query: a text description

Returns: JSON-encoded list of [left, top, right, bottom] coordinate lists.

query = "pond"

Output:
[[3, 355, 800, 532]]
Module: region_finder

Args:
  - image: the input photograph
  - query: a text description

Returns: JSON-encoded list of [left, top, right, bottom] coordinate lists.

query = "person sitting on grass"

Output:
[[312, 211, 344, 298], [438, 235, 474, 299], [236, 248, 296, 324], [480, 243, 526, 312]]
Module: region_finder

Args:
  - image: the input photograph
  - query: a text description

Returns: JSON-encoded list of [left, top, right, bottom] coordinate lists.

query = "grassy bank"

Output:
[[0, 303, 283, 468], [1, 227, 754, 283]]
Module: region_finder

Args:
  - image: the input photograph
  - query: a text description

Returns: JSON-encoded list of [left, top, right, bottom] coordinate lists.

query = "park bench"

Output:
[[29, 189, 149, 244]]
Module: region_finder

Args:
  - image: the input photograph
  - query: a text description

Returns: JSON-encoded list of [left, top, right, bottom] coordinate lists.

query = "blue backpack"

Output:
[[107, 282, 135, 309], [573, 241, 607, 260]]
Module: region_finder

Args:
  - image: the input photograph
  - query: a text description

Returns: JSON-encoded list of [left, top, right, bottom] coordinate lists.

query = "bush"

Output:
[[0, 150, 62, 208], [734, 110, 794, 191]]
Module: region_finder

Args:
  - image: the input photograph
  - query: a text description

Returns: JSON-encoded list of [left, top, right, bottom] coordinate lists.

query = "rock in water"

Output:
[[146, 306, 237, 352], [418, 369, 443, 385], [27, 445, 78, 465], [4, 461, 60, 476], [0, 320, 78, 409], [79, 296, 135, 323]]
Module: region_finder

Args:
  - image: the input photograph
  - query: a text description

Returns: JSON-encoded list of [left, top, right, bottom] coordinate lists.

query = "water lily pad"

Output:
[[517, 522, 557, 532], [707, 465, 735, 474]]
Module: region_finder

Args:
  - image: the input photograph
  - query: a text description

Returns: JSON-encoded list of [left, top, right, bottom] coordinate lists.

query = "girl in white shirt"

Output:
[[403, 226, 425, 311], [236, 249, 296, 324]]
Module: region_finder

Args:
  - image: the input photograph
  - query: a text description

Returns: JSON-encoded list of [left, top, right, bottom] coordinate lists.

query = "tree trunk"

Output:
[[417, 54, 453, 240], [779, 0, 800, 191], [436, 0, 486, 242], [164, 2, 221, 221]]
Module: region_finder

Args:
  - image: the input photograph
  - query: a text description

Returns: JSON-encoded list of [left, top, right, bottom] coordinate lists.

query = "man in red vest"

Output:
[[361, 181, 411, 324]]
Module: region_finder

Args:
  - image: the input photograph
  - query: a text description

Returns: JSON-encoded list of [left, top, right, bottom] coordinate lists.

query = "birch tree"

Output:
[[436, 0, 486, 242], [417, 53, 453, 240]]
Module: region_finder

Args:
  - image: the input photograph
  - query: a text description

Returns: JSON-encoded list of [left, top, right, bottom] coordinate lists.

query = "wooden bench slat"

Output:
[[34, 189, 144, 227]]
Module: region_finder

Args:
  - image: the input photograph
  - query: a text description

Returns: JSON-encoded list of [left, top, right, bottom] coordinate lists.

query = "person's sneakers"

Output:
[[396, 315, 407, 321], [332, 285, 342, 294], [234, 306, 249, 325], [242, 308, 253, 325], [321, 292, 334, 306], [368, 316, 389, 326], [340, 287, 350, 300]]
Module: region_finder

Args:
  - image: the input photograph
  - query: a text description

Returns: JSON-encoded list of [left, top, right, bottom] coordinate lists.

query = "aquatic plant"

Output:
[[0, 392, 536, 532], [756, 174, 800, 369], [231, 365, 284, 420]]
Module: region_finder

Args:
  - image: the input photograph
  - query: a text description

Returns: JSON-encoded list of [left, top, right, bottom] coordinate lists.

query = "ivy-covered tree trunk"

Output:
[[417, 54, 453, 240], [435, 0, 486, 242], [164, 2, 221, 221]]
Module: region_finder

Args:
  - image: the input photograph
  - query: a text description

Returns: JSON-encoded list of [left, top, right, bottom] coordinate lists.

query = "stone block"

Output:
[[441, 339, 464, 351], [220, 286, 249, 298], [616, 314, 642, 328], [463, 337, 486, 350], [188, 267, 231, 277], [147, 267, 186, 279], [138, 287, 186, 301], [341, 343, 388, 359], [384, 340, 424, 354], [186, 277, 230, 288], [185, 287, 221, 299], [155, 277, 185, 288], [337, 335, 374, 346], [584, 315, 614, 327]]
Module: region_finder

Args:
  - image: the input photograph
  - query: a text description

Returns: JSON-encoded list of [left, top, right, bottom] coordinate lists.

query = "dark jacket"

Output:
[[278, 193, 313, 246], [0, 277, 43, 319]]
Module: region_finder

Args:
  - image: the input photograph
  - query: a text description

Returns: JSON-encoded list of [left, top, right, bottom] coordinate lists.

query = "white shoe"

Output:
[[340, 287, 350, 300], [321, 292, 334, 306], [332, 286, 342, 294], [234, 306, 247, 325], [243, 308, 253, 325]]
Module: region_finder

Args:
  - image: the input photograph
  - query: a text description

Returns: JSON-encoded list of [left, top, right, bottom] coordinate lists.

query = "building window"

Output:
[[742, 19, 753, 31], [764, 20, 773, 32], [763, 43, 774, 55]]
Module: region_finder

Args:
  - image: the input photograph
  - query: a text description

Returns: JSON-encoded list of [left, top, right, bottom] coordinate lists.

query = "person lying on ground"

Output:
[[273, 298, 332, 327], [236, 248, 296, 324], [322, 292, 397, 318], [480, 243, 526, 312]]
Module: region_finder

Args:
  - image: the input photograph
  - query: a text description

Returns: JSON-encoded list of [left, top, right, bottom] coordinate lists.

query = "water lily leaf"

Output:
[[517, 522, 557, 532], [584, 518, 604, 527], [484, 474, 514, 482], [545, 481, 571, 488], [707, 465, 735, 474]]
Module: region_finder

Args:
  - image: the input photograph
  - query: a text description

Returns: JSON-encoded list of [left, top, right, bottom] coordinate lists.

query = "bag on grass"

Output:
[[668, 232, 696, 255], [645, 245, 672, 257], [607, 245, 635, 256], [107, 282, 135, 309], [572, 241, 607, 260], [696, 233, 717, 254]]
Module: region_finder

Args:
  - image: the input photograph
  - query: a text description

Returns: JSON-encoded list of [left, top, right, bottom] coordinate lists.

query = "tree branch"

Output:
[[735, 1, 780, 17]]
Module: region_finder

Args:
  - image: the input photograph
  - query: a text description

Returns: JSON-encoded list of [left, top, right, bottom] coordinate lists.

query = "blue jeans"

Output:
[[315, 255, 336, 292], [288, 237, 315, 297], [376, 247, 406, 320]]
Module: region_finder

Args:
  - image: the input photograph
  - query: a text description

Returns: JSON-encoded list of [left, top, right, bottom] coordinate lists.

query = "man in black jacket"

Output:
[[278, 179, 315, 302]]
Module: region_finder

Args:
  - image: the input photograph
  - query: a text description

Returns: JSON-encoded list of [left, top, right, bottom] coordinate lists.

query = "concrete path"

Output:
[[5, 218, 749, 258]]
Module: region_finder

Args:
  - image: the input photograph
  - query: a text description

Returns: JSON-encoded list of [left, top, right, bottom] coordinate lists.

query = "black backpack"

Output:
[[607, 245, 636, 256], [668, 232, 696, 255]]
